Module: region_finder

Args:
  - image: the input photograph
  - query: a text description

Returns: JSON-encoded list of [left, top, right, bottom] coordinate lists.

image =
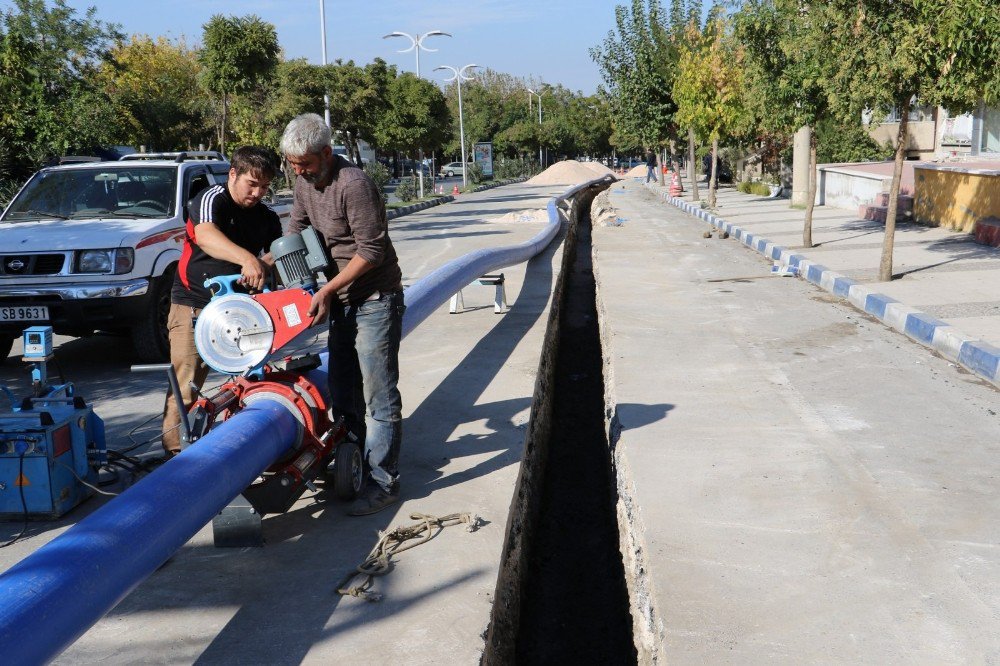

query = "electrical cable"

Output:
[[50, 458, 117, 497], [0, 453, 29, 549]]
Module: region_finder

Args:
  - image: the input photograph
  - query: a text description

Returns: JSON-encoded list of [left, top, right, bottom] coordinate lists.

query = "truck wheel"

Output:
[[0, 334, 13, 364], [131, 266, 174, 363], [332, 440, 364, 501]]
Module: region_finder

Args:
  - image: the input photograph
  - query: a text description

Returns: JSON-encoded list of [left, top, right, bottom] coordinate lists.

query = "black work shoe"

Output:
[[347, 485, 400, 516]]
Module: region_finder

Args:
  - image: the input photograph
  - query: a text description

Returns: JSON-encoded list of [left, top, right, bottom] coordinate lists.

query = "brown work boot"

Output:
[[347, 484, 400, 516]]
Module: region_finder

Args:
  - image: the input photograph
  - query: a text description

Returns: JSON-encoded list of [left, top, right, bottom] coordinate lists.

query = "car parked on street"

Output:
[[438, 162, 466, 178], [0, 151, 291, 362]]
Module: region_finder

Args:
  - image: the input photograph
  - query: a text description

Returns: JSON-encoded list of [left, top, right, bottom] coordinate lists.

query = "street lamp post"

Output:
[[383, 30, 451, 199], [435, 64, 479, 188], [319, 0, 330, 127], [527, 88, 543, 167]]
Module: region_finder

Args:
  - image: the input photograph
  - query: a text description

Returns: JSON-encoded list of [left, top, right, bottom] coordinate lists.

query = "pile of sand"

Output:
[[493, 208, 549, 224], [581, 161, 615, 176], [528, 159, 608, 185], [626, 164, 648, 178]]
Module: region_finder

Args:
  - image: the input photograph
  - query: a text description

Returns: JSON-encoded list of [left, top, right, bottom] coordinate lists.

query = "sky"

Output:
[[45, 0, 621, 95]]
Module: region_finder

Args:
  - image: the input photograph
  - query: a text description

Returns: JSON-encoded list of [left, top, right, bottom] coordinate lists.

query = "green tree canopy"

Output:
[[199, 14, 279, 155]]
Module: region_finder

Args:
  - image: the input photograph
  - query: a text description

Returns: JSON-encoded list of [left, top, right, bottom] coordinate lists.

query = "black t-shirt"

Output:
[[172, 184, 282, 308]]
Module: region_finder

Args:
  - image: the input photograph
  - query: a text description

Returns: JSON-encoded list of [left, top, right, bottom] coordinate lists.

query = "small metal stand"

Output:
[[212, 494, 263, 547], [449, 273, 507, 314]]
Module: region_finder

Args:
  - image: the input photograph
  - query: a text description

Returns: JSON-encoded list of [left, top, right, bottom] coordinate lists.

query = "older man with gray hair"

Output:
[[281, 113, 405, 516]]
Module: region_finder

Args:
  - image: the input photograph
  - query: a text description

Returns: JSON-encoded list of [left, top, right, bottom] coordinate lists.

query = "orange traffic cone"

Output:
[[669, 170, 683, 196], [452, 184, 460, 196]]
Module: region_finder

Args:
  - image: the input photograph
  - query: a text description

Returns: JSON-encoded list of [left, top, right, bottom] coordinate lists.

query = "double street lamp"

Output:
[[384, 30, 452, 199], [526, 88, 544, 167], [434, 64, 480, 187]]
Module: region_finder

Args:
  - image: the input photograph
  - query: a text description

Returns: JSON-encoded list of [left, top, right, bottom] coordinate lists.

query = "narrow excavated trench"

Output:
[[508, 195, 637, 663]]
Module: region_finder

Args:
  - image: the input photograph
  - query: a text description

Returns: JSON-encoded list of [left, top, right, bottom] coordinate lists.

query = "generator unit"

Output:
[[0, 327, 107, 520]]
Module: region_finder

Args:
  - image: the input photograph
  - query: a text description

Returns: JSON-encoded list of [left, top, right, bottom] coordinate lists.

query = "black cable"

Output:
[[0, 453, 29, 549]]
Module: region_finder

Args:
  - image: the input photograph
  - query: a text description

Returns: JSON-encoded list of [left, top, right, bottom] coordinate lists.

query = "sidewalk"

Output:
[[647, 181, 1000, 387]]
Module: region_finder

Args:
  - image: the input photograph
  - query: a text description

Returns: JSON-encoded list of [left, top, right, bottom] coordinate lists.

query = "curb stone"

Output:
[[643, 182, 1000, 389], [386, 177, 529, 221]]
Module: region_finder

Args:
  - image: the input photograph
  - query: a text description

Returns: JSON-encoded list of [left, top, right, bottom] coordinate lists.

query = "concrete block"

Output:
[[831, 276, 857, 298], [957, 340, 1000, 382], [973, 217, 1000, 247], [930, 325, 972, 361], [863, 293, 899, 319], [847, 283, 874, 311], [903, 312, 949, 345], [883, 302, 920, 333]]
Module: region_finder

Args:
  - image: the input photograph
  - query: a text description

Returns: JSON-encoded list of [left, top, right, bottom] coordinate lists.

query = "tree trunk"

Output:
[[803, 130, 817, 248], [708, 137, 719, 208], [879, 101, 910, 281], [220, 92, 227, 157], [688, 128, 700, 202]]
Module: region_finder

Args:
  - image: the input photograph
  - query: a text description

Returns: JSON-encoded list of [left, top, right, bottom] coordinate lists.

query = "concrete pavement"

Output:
[[647, 181, 1000, 387], [597, 180, 1000, 663]]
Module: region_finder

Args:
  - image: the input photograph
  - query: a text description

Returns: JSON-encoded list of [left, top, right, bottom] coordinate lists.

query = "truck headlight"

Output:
[[77, 248, 134, 274]]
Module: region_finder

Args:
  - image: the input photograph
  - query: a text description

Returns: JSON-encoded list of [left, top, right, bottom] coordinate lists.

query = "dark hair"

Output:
[[230, 146, 278, 181]]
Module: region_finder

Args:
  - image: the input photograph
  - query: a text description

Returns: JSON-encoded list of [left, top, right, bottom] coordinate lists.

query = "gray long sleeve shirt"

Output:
[[287, 155, 402, 305]]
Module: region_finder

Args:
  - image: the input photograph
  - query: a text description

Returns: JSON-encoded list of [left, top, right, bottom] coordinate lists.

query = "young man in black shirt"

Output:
[[160, 146, 282, 455]]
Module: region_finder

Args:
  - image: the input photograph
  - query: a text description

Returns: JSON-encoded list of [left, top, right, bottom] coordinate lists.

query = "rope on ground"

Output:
[[336, 511, 481, 602]]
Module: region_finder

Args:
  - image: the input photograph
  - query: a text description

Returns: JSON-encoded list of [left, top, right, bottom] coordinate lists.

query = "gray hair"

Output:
[[280, 113, 331, 157]]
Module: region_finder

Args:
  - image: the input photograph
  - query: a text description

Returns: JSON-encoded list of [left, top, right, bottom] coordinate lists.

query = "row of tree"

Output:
[[591, 0, 1000, 281], [0, 0, 617, 197]]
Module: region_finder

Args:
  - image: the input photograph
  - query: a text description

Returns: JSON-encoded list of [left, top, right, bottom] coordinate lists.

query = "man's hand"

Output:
[[307, 284, 336, 326], [239, 257, 268, 292]]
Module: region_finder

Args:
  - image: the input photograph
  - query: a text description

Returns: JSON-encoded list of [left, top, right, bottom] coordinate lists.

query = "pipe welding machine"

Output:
[[183, 228, 363, 546], [0, 326, 108, 521]]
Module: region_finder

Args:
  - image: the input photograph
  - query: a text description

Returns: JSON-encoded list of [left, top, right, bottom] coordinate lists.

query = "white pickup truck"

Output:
[[0, 152, 291, 362]]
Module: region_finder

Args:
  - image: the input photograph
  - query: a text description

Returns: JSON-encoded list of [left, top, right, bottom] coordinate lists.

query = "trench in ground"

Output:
[[511, 202, 637, 663]]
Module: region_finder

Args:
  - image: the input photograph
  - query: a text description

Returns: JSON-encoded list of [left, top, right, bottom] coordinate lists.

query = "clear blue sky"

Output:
[[48, 0, 621, 94]]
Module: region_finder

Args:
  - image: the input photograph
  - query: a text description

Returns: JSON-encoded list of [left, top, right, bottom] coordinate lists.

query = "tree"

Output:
[[736, 0, 829, 247], [674, 18, 746, 208], [591, 0, 680, 184], [98, 35, 210, 151], [199, 14, 279, 156], [373, 72, 451, 167], [0, 0, 123, 180], [812, 0, 1000, 281]]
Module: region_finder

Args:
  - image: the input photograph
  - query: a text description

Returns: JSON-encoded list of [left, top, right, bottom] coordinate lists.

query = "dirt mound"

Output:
[[581, 161, 614, 176], [625, 165, 647, 178], [528, 159, 607, 186], [494, 209, 549, 224]]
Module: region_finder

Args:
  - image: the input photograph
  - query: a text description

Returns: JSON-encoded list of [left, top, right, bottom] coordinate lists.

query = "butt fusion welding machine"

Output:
[[0, 327, 108, 520], [187, 227, 363, 546]]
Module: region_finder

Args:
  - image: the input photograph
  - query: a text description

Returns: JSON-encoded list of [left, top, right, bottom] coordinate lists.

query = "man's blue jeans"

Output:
[[646, 165, 656, 182], [328, 290, 405, 493]]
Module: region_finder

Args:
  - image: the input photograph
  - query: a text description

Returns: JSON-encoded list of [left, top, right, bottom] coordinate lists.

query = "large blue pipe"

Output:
[[0, 175, 612, 664]]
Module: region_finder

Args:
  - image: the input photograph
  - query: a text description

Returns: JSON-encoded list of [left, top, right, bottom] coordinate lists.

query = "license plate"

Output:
[[0, 305, 50, 322]]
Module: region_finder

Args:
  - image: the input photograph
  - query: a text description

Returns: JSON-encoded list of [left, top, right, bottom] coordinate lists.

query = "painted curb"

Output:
[[644, 182, 1000, 388]]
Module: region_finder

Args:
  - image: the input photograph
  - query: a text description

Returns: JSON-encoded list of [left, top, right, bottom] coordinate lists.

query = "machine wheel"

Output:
[[447, 170, 454, 178], [131, 265, 174, 363], [0, 334, 13, 364], [332, 440, 364, 501]]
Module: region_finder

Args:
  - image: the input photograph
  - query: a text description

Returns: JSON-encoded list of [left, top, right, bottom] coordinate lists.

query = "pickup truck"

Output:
[[0, 152, 291, 363]]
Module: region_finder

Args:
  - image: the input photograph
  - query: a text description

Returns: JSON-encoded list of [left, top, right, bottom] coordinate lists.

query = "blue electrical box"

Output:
[[0, 391, 106, 520], [22, 326, 53, 359]]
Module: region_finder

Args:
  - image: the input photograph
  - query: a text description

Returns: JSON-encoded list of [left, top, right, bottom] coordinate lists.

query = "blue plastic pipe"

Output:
[[0, 174, 613, 664], [0, 400, 299, 664]]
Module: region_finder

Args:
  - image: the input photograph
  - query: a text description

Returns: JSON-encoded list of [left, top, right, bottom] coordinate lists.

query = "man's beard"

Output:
[[302, 160, 330, 186]]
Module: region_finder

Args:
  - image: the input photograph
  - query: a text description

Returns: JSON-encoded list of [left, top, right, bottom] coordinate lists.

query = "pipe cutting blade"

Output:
[[194, 294, 275, 374]]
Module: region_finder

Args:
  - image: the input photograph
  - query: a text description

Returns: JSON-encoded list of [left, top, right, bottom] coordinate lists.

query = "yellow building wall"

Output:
[[914, 166, 1000, 232]]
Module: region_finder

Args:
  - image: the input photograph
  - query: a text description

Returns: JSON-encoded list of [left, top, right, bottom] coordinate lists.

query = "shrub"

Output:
[[364, 161, 391, 201], [494, 156, 539, 179], [467, 161, 485, 185], [395, 176, 416, 203]]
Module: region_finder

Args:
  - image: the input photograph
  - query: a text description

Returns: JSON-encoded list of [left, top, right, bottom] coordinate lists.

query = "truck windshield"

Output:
[[2, 166, 177, 222]]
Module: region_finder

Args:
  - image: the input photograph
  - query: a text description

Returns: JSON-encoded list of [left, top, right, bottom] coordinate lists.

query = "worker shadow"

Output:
[[398, 229, 561, 501]]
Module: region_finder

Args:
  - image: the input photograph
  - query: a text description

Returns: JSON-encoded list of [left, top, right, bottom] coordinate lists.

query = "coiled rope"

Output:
[[336, 511, 481, 602]]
